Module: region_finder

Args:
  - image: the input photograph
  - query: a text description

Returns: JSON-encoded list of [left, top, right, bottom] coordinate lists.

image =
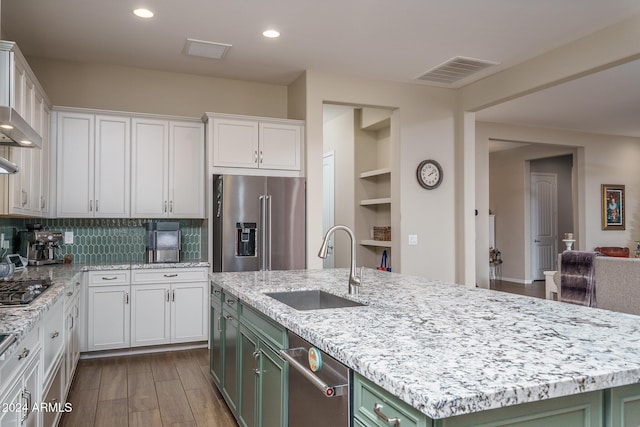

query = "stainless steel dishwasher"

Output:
[[280, 331, 350, 427]]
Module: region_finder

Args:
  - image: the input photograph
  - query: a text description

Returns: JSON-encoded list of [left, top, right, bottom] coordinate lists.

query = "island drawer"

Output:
[[353, 373, 429, 427], [239, 303, 287, 350], [211, 282, 223, 304], [131, 268, 207, 284], [88, 270, 130, 286]]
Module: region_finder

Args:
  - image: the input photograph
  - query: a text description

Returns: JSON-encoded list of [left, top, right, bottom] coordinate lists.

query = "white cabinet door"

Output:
[[171, 281, 208, 343], [95, 115, 130, 217], [131, 118, 169, 217], [0, 380, 23, 427], [259, 122, 301, 170], [87, 285, 130, 351], [131, 283, 171, 347], [169, 121, 205, 218], [57, 112, 94, 217], [213, 118, 259, 168]]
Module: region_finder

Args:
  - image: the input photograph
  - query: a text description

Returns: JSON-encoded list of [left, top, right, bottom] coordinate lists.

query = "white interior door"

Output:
[[322, 151, 335, 268], [531, 172, 557, 280]]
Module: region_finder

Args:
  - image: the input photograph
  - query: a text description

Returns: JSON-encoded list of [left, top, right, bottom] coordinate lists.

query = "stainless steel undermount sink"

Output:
[[265, 290, 367, 310]]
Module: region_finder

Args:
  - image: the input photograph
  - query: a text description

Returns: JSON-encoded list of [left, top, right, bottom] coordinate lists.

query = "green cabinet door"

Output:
[[222, 305, 239, 415], [258, 342, 287, 427], [209, 299, 222, 387], [239, 325, 259, 427]]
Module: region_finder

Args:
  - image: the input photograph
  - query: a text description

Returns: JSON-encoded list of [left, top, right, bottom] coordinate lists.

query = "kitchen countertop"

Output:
[[0, 260, 209, 359], [210, 268, 640, 419]]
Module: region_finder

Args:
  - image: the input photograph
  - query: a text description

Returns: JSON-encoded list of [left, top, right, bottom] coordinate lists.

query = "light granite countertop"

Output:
[[210, 268, 640, 419], [0, 260, 209, 360]]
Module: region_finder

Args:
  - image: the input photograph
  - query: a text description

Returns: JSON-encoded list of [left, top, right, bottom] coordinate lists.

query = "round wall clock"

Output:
[[416, 159, 443, 189]]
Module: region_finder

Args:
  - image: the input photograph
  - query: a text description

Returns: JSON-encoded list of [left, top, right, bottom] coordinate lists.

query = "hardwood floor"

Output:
[[60, 348, 237, 427], [490, 279, 546, 299]]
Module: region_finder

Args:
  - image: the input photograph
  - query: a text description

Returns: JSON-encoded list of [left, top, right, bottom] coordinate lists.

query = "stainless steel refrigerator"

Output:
[[212, 174, 306, 272]]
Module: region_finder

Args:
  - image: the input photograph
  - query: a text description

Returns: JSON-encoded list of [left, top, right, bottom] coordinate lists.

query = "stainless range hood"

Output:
[[0, 106, 42, 149]]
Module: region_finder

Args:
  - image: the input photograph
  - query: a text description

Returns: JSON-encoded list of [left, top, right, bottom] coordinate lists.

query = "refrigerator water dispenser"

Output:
[[235, 222, 257, 257]]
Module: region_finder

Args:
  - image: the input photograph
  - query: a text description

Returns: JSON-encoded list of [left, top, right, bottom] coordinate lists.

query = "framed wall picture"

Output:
[[602, 184, 625, 230]]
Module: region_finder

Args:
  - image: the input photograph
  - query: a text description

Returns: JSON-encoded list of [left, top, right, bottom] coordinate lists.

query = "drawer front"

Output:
[[132, 268, 208, 284], [88, 270, 130, 286], [43, 360, 64, 427], [211, 282, 223, 305], [0, 327, 40, 395], [353, 374, 428, 427], [240, 302, 287, 350], [223, 292, 238, 310], [65, 273, 83, 301], [43, 299, 65, 380]]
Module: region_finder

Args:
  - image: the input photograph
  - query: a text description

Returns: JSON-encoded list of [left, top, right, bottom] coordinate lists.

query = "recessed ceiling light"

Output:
[[133, 8, 154, 18], [263, 30, 280, 38]]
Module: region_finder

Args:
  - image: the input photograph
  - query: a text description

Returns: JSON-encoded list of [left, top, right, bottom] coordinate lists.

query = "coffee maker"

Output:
[[145, 221, 181, 263], [19, 224, 64, 266]]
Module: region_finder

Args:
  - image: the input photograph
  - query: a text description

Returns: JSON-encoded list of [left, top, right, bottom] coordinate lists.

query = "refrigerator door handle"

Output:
[[266, 195, 272, 270], [259, 195, 266, 271]]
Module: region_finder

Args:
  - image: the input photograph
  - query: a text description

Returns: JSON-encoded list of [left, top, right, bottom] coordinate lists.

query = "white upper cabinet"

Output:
[[205, 113, 304, 174], [0, 42, 52, 217], [131, 118, 204, 218], [56, 111, 130, 217]]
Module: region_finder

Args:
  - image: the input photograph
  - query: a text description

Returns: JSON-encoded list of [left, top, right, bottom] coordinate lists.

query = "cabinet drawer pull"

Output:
[[163, 274, 178, 278], [213, 289, 221, 295], [373, 403, 401, 426], [22, 388, 31, 421], [51, 331, 59, 339], [225, 299, 235, 305], [17, 348, 30, 360], [224, 314, 234, 321], [67, 291, 73, 296], [101, 276, 118, 280]]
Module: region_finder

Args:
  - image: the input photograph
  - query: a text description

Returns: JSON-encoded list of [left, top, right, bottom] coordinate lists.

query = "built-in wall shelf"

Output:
[[359, 168, 391, 179], [360, 240, 392, 248], [360, 198, 391, 206]]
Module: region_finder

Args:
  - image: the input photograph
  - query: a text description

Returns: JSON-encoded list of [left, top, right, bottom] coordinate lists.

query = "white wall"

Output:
[[479, 121, 640, 283], [298, 70, 458, 281], [323, 106, 355, 268], [27, 57, 289, 118]]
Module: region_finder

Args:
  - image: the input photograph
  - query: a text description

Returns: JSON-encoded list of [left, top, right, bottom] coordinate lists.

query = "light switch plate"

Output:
[[64, 231, 74, 245], [408, 234, 418, 245]]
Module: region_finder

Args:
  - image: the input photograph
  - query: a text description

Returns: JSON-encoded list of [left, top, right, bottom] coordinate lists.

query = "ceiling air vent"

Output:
[[417, 56, 499, 85], [183, 38, 231, 59]]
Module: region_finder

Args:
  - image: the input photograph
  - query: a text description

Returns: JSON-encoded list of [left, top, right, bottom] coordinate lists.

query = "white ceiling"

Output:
[[2, 0, 640, 138]]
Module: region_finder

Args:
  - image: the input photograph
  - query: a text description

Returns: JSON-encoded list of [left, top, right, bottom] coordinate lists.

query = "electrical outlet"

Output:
[[408, 234, 418, 245], [64, 231, 74, 245]]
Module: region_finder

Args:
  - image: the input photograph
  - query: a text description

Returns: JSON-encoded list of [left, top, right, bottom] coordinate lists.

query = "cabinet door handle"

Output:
[[164, 201, 168, 213], [373, 403, 401, 426], [166, 290, 171, 302], [254, 150, 258, 163], [89, 200, 93, 211], [21, 190, 28, 207], [172, 290, 175, 302], [217, 315, 223, 333], [253, 350, 261, 375], [164, 273, 178, 278], [125, 292, 129, 304], [17, 348, 30, 360], [41, 196, 45, 210], [51, 331, 59, 339], [96, 200, 99, 212], [259, 150, 263, 164], [169, 200, 173, 213], [22, 388, 31, 421]]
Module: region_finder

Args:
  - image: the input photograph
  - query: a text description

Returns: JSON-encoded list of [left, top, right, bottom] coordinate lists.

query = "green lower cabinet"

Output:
[[354, 373, 604, 427], [238, 324, 288, 427], [221, 304, 239, 416], [604, 383, 640, 427], [209, 298, 222, 387]]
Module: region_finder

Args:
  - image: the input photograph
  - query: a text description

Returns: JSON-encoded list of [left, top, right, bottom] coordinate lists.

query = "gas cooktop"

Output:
[[0, 279, 53, 306]]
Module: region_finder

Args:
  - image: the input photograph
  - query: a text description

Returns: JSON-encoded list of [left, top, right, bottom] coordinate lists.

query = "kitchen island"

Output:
[[210, 268, 640, 425]]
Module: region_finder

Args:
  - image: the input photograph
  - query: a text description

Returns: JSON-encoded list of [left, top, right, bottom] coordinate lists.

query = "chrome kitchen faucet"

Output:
[[318, 225, 363, 294]]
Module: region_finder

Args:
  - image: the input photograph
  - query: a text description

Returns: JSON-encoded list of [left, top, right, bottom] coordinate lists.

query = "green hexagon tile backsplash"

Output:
[[0, 218, 204, 264]]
